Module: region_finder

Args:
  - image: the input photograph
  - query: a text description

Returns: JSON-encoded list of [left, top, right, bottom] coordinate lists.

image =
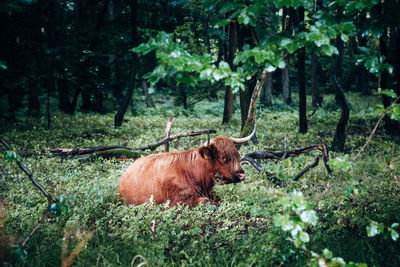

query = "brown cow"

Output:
[[118, 127, 256, 207]]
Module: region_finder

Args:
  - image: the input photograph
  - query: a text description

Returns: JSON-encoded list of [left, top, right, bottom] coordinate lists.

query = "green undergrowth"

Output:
[[0, 92, 399, 266]]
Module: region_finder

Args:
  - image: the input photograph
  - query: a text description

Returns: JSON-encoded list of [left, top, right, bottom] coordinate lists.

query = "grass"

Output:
[[0, 92, 399, 266]]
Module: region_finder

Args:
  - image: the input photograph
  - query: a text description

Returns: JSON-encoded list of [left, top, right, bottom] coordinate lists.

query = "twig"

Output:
[[149, 220, 158, 239], [21, 211, 50, 248], [0, 137, 56, 248], [281, 137, 288, 160], [241, 156, 283, 186], [294, 156, 320, 181], [242, 144, 330, 183], [353, 95, 400, 161], [164, 116, 173, 152], [0, 137, 55, 203]]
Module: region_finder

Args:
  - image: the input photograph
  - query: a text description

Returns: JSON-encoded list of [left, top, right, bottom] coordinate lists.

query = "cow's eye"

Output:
[[220, 155, 226, 162]]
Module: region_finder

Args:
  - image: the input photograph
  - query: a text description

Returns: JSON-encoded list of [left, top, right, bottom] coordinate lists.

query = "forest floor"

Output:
[[1, 92, 400, 266]]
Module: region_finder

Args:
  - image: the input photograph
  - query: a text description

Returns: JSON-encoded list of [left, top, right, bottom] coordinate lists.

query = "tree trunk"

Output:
[[282, 62, 291, 104], [282, 7, 292, 104], [114, 0, 138, 127], [141, 80, 155, 108], [28, 78, 40, 116], [262, 74, 273, 107], [331, 36, 350, 152], [222, 21, 237, 124], [380, 31, 400, 133], [297, 7, 307, 133], [57, 77, 74, 115], [311, 51, 321, 107], [238, 24, 256, 129], [356, 13, 369, 94], [180, 85, 188, 109], [107, 0, 122, 101]]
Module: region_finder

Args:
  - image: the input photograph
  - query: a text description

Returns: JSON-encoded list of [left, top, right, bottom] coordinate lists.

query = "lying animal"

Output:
[[118, 127, 255, 207]]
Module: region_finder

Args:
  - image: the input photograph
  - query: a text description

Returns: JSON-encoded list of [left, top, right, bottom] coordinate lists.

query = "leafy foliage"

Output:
[[1, 93, 400, 266], [133, 32, 246, 93]]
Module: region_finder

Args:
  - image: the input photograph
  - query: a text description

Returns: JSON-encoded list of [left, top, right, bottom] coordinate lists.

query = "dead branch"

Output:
[[0, 137, 55, 203], [353, 94, 400, 161], [0, 137, 56, 248], [241, 156, 283, 186], [164, 116, 174, 152], [149, 220, 158, 239], [241, 143, 331, 184], [240, 48, 303, 138], [48, 129, 217, 157], [294, 156, 320, 181]]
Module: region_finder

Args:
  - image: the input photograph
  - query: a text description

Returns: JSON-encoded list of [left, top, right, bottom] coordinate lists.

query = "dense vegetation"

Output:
[[1, 93, 400, 266], [1, 0, 400, 266]]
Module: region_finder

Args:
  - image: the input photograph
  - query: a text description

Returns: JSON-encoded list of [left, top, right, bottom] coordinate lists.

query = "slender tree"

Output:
[[222, 21, 236, 124], [114, 0, 138, 127], [297, 6, 308, 133]]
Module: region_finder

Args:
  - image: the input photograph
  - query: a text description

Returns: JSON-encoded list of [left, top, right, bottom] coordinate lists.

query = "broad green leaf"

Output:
[[212, 70, 225, 81], [327, 155, 352, 172], [0, 61, 7, 70], [391, 229, 399, 241], [322, 248, 333, 259], [5, 150, 18, 162], [300, 210, 318, 226], [367, 221, 379, 237], [298, 230, 310, 243], [215, 19, 231, 27], [391, 223, 399, 228], [377, 89, 397, 98], [218, 61, 230, 71]]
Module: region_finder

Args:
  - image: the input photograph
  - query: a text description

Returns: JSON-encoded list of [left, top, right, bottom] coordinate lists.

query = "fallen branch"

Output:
[[0, 137, 56, 248], [240, 156, 283, 186], [241, 143, 331, 184], [294, 156, 320, 181], [48, 129, 217, 157]]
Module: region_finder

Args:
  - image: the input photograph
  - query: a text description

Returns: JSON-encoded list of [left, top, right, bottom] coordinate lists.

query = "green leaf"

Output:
[[218, 61, 230, 71], [212, 70, 225, 81], [300, 210, 318, 226], [322, 248, 333, 259], [0, 61, 7, 70], [390, 229, 399, 241], [5, 150, 18, 162], [327, 155, 352, 172], [391, 223, 399, 228], [216, 19, 231, 27], [367, 221, 379, 237], [298, 230, 310, 243], [377, 89, 397, 98]]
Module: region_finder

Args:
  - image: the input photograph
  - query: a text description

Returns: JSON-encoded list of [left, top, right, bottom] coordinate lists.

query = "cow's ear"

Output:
[[199, 144, 216, 160]]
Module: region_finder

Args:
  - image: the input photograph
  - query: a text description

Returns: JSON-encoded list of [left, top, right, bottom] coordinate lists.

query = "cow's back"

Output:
[[118, 154, 182, 205]]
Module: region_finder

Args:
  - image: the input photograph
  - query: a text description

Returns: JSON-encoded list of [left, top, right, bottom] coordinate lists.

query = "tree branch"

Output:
[[47, 129, 217, 157], [353, 94, 400, 161], [241, 143, 331, 184], [164, 116, 173, 152], [0, 137, 56, 248]]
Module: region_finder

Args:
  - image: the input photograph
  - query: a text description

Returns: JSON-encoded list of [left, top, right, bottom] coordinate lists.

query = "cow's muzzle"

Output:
[[231, 171, 245, 183]]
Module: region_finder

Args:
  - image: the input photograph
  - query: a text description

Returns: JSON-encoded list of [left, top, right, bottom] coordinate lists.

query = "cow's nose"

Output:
[[233, 170, 245, 182], [237, 172, 245, 181]]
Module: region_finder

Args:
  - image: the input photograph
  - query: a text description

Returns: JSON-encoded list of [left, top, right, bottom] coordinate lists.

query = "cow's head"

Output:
[[199, 126, 256, 184]]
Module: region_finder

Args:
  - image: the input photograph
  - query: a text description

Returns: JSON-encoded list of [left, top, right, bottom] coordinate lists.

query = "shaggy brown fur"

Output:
[[118, 136, 245, 207]]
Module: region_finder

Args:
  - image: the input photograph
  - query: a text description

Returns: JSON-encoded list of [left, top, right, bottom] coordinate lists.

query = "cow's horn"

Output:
[[230, 125, 256, 144], [206, 130, 211, 147]]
